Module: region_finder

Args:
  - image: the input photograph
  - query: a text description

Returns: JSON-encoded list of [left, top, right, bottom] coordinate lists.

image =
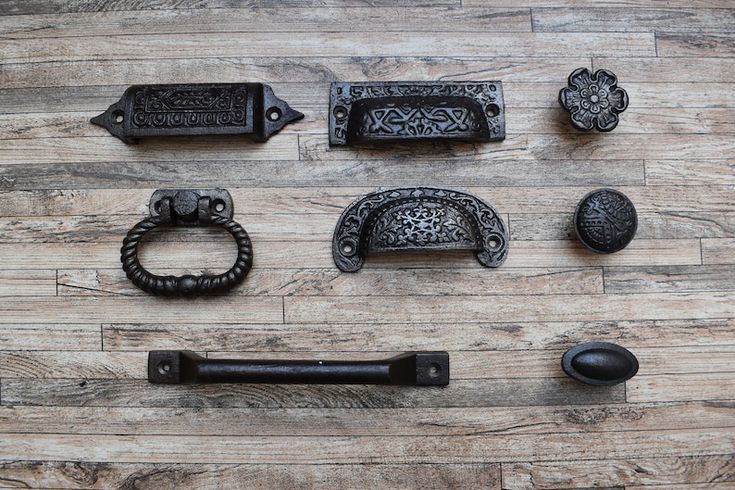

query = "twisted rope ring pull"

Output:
[[121, 189, 252, 296]]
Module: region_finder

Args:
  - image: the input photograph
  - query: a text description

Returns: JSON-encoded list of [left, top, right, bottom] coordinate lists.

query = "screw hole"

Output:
[[158, 362, 171, 375], [212, 199, 226, 213], [428, 363, 441, 378], [112, 110, 124, 124], [342, 244, 353, 254], [266, 107, 282, 121], [485, 104, 500, 118], [333, 106, 347, 119]]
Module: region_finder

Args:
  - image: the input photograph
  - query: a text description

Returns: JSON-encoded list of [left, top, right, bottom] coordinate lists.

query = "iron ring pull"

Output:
[[120, 189, 253, 296]]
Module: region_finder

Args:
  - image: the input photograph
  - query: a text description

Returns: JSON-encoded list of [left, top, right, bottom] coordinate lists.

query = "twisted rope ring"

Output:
[[120, 215, 252, 296]]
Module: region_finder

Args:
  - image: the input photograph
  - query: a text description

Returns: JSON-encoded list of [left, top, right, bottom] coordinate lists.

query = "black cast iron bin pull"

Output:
[[148, 351, 450, 386], [92, 83, 303, 143], [121, 189, 252, 296], [333, 187, 508, 272], [329, 81, 505, 145]]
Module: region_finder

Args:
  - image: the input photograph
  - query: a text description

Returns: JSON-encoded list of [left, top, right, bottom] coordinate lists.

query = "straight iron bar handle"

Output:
[[148, 351, 449, 386]]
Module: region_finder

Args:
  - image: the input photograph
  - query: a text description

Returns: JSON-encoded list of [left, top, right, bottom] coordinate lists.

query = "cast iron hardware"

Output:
[[148, 350, 450, 386], [329, 81, 505, 145], [121, 189, 252, 296], [559, 68, 628, 132], [333, 187, 508, 272], [562, 342, 639, 386], [92, 83, 303, 143], [574, 188, 637, 254]]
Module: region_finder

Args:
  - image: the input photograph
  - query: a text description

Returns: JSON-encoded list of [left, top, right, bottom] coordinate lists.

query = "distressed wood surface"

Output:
[[0, 2, 733, 489]]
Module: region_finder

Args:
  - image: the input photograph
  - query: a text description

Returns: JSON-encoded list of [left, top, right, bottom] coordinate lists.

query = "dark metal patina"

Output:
[[329, 81, 505, 145], [574, 188, 637, 254], [148, 350, 450, 386], [121, 189, 252, 296], [559, 68, 628, 132], [92, 83, 303, 143], [332, 187, 508, 272], [562, 342, 639, 386]]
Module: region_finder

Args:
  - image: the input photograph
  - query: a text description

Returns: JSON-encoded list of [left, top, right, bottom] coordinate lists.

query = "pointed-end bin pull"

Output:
[[92, 83, 303, 143]]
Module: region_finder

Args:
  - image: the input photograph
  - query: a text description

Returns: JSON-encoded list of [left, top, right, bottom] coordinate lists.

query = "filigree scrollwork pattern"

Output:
[[332, 187, 509, 272], [329, 82, 505, 145]]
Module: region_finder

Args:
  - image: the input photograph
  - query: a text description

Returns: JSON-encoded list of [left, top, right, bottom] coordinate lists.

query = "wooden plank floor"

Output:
[[0, 1, 733, 488]]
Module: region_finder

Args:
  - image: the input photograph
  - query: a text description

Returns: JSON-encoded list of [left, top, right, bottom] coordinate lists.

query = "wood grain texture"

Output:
[[0, 1, 732, 487]]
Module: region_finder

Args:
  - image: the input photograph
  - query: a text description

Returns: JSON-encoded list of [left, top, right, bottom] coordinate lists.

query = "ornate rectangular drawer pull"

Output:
[[329, 81, 505, 145], [92, 83, 303, 143], [148, 351, 450, 386]]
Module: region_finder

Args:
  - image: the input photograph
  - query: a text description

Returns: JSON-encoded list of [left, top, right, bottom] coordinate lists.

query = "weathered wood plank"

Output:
[[299, 134, 735, 161], [0, 159, 646, 190], [0, 239, 702, 271], [628, 373, 735, 402], [4, 105, 735, 140], [501, 454, 735, 490], [0, 461, 497, 490], [702, 238, 735, 265], [0, 136, 299, 164], [0, 324, 100, 351], [0, 428, 730, 463], [101, 319, 735, 352], [2, 185, 732, 217], [657, 33, 735, 58], [595, 58, 735, 83], [284, 292, 735, 324], [533, 8, 735, 33], [628, 484, 735, 489], [0, 32, 655, 64], [0, 297, 282, 324], [0, 7, 531, 38], [0, 0, 462, 16], [0, 270, 55, 296], [646, 160, 735, 186], [0, 402, 731, 436], [510, 212, 735, 241], [465, 0, 735, 6], [5, 345, 727, 380], [0, 57, 592, 90], [604, 265, 735, 293], [0, 378, 625, 408], [57, 267, 604, 297]]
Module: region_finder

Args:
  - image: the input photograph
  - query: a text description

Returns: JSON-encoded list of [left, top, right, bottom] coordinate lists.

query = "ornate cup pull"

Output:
[[121, 189, 252, 296], [92, 83, 303, 144], [332, 187, 508, 272], [562, 342, 639, 386], [329, 81, 505, 145]]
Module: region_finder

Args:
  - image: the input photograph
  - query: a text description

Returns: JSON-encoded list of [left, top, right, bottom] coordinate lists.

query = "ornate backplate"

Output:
[[92, 83, 303, 143], [333, 187, 509, 271], [329, 82, 505, 145]]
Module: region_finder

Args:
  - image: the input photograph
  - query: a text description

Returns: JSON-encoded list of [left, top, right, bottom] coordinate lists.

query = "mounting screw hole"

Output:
[[333, 106, 347, 119], [266, 107, 282, 121], [485, 104, 500, 118], [112, 110, 124, 124], [212, 199, 226, 213], [342, 244, 353, 254], [428, 363, 441, 378], [158, 362, 171, 375]]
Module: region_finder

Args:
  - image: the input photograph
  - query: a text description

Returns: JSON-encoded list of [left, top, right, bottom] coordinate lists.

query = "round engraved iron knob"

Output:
[[559, 68, 628, 132], [574, 188, 637, 254], [562, 342, 639, 386]]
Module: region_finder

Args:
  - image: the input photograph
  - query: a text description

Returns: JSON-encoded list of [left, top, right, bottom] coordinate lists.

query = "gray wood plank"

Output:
[[0, 378, 625, 408]]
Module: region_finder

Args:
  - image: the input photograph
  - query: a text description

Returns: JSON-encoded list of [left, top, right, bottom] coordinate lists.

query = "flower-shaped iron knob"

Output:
[[574, 188, 637, 254], [559, 68, 629, 132]]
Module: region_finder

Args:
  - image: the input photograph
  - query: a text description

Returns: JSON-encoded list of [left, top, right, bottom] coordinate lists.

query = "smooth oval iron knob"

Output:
[[562, 342, 639, 386], [574, 188, 637, 254]]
